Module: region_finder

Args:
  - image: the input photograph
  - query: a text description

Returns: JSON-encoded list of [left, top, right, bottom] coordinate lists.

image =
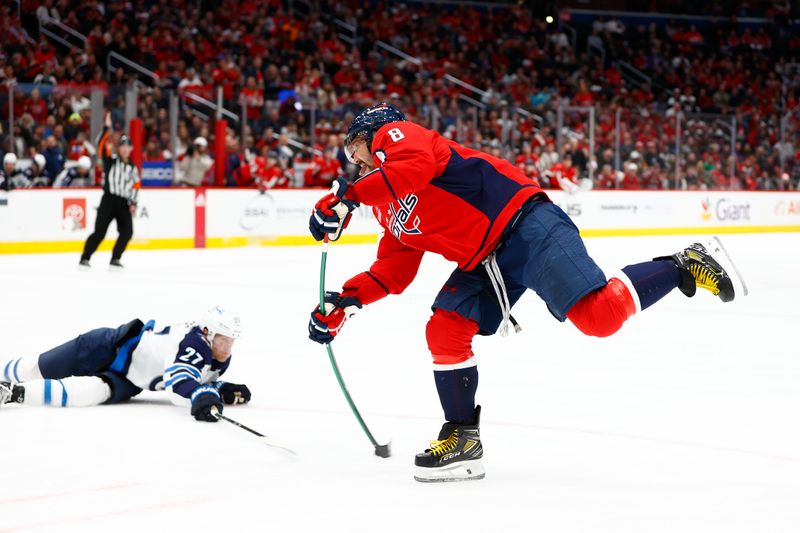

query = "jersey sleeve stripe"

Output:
[[165, 364, 202, 379], [166, 369, 198, 382], [165, 368, 199, 381], [165, 375, 193, 388]]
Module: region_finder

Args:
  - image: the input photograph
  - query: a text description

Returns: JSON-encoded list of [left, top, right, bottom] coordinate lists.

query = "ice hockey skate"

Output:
[[658, 236, 748, 302], [414, 406, 485, 482]]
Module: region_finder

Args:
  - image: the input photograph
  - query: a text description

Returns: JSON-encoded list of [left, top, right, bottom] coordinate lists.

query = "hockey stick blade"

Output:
[[375, 442, 391, 458], [213, 409, 298, 456]]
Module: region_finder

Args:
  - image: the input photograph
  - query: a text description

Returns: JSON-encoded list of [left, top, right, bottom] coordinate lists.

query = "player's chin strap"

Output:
[[483, 252, 521, 337]]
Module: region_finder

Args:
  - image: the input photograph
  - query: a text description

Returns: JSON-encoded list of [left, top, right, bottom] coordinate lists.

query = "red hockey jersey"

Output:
[[341, 121, 544, 305]]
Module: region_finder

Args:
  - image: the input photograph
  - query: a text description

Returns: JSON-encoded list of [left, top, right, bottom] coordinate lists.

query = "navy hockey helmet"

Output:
[[344, 103, 405, 161]]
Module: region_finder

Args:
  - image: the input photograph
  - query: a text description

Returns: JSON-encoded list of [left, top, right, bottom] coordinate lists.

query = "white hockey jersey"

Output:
[[124, 323, 230, 405]]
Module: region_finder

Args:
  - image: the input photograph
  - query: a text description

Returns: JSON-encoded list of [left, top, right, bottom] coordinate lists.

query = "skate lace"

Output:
[[428, 430, 459, 457], [689, 264, 720, 295]]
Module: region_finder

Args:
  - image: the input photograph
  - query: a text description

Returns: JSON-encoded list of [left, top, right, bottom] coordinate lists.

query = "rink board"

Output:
[[0, 188, 799, 253]]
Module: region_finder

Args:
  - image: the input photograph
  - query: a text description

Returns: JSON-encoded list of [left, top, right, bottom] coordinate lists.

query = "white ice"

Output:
[[1, 234, 798, 533]]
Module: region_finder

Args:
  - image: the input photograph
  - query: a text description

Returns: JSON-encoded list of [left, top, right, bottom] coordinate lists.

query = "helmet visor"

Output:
[[343, 131, 369, 165], [344, 141, 358, 164]]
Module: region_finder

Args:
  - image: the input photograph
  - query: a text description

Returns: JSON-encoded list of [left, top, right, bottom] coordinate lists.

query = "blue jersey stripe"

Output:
[[3, 360, 11, 381], [165, 375, 193, 388], [166, 370, 199, 383], [12, 359, 20, 382], [165, 364, 201, 379], [58, 379, 68, 406], [44, 379, 52, 405]]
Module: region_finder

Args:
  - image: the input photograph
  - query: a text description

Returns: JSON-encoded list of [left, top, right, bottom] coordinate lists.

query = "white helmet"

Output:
[[3, 153, 17, 167], [34, 153, 46, 169], [77, 155, 92, 171], [198, 306, 242, 340]]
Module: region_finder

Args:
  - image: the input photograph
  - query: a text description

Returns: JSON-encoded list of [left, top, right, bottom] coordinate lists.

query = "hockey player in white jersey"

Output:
[[0, 306, 250, 422]]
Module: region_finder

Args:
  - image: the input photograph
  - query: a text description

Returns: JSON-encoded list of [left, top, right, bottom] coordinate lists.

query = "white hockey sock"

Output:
[[1, 356, 43, 383], [20, 377, 111, 407]]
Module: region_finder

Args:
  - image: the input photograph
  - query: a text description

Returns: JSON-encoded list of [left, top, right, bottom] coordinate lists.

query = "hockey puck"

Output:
[[374, 443, 391, 458]]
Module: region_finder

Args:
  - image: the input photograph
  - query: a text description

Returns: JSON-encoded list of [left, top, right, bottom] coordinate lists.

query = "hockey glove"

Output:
[[215, 382, 251, 405], [309, 177, 359, 242], [308, 291, 363, 344], [190, 385, 223, 422]]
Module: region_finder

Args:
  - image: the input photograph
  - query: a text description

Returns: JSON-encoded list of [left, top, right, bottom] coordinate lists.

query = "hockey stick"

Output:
[[320, 235, 391, 458], [212, 408, 297, 456]]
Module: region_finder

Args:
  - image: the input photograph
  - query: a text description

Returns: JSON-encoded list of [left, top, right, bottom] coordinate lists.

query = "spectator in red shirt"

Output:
[[303, 147, 342, 188], [22, 88, 48, 124], [547, 156, 578, 190], [254, 150, 290, 190], [514, 143, 538, 170], [596, 164, 618, 189], [239, 76, 265, 133], [620, 163, 641, 190]]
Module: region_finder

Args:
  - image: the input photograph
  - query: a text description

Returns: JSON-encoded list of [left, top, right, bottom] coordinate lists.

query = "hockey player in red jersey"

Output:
[[307, 103, 746, 482]]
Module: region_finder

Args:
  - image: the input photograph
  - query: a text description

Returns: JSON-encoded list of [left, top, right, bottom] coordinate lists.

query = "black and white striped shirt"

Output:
[[103, 154, 139, 204], [97, 127, 140, 204]]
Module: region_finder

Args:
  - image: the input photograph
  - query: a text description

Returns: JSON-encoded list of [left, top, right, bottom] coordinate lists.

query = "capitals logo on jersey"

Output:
[[389, 194, 422, 239]]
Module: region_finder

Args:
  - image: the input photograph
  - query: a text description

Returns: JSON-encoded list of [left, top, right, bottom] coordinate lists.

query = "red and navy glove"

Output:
[[309, 177, 360, 242], [308, 291, 363, 344]]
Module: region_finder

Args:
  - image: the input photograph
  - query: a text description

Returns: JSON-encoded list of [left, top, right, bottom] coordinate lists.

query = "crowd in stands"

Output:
[[1, 0, 798, 192]]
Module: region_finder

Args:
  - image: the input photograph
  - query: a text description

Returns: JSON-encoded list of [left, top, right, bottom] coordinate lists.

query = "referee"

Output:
[[80, 112, 140, 270]]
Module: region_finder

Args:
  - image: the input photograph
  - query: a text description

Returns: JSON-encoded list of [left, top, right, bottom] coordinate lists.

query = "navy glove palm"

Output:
[[309, 177, 359, 242]]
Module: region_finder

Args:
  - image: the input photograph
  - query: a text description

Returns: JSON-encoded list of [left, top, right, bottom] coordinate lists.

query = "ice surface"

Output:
[[1, 234, 799, 532]]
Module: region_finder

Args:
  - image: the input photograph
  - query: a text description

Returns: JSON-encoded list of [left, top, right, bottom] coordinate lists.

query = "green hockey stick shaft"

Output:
[[320, 235, 389, 457]]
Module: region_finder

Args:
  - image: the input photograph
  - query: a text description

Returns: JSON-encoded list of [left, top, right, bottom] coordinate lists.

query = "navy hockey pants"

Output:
[[38, 320, 144, 403]]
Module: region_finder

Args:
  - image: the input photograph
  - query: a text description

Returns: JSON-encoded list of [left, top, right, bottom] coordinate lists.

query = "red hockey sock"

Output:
[[426, 309, 480, 368], [566, 278, 637, 337]]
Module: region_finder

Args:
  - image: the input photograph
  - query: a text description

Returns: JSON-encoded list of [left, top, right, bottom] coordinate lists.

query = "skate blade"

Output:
[[413, 459, 485, 483], [78, 264, 90, 272], [707, 236, 749, 300]]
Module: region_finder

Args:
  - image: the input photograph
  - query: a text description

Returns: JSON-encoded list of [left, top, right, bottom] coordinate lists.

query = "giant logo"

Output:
[[701, 198, 712, 221], [701, 197, 751, 222]]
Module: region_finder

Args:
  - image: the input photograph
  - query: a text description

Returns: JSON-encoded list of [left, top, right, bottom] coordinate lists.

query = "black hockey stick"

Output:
[[212, 407, 297, 456], [320, 235, 391, 458]]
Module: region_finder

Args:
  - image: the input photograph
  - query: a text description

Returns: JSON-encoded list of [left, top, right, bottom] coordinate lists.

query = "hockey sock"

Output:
[[620, 260, 681, 311], [434, 366, 478, 425], [1, 356, 43, 383], [19, 377, 111, 407]]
